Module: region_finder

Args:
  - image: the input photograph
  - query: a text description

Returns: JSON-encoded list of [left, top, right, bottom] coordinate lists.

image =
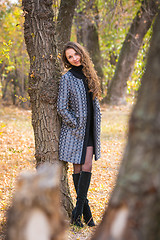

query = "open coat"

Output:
[[57, 71, 101, 164]]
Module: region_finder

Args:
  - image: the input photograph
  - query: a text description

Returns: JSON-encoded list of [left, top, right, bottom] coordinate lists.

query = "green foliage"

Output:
[[85, 0, 153, 98], [15, 94, 30, 103], [75, 0, 152, 97], [0, 0, 154, 104], [0, 0, 29, 104], [97, 1, 141, 89], [52, 0, 60, 21], [127, 26, 152, 96], [0, 2, 24, 61], [0, 40, 13, 63]]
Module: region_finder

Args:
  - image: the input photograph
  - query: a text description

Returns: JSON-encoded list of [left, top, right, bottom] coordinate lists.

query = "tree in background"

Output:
[[56, 0, 77, 52], [96, 1, 138, 95], [0, 1, 29, 106], [75, 0, 104, 92], [103, 0, 158, 105]]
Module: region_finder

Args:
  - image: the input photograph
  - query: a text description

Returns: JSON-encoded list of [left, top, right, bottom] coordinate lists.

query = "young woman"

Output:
[[57, 41, 101, 227]]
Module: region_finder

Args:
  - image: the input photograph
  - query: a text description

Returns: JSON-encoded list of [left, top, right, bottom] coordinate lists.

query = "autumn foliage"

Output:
[[0, 102, 132, 239]]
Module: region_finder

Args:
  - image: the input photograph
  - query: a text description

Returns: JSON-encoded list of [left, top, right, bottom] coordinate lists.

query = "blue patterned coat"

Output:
[[57, 71, 101, 164]]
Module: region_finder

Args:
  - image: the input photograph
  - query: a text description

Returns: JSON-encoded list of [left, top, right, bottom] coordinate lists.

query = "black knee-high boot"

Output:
[[73, 171, 92, 227], [72, 173, 95, 227], [71, 173, 80, 225]]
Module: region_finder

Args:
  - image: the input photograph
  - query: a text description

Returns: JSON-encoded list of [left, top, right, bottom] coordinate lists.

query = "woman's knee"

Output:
[[73, 164, 81, 174], [82, 162, 92, 172]]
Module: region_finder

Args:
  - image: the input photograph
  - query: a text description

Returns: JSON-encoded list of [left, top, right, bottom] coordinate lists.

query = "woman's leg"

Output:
[[73, 163, 81, 174], [73, 146, 94, 227], [82, 146, 93, 172], [73, 146, 93, 173], [72, 163, 83, 226], [81, 146, 95, 226]]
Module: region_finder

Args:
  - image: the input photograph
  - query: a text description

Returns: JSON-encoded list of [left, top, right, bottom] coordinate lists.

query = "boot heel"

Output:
[[83, 199, 95, 227]]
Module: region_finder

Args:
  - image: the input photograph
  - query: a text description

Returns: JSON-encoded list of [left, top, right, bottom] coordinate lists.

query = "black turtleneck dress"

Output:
[[69, 65, 94, 164]]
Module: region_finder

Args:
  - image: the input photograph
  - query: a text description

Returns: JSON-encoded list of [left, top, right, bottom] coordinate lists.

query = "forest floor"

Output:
[[0, 101, 134, 239]]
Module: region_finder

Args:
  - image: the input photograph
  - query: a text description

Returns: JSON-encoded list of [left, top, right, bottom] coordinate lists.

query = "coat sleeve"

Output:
[[57, 74, 77, 128]]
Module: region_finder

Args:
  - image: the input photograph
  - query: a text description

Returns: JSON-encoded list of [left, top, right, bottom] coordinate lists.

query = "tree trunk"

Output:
[[91, 10, 160, 240], [12, 61, 18, 106], [2, 77, 10, 100], [0, 62, 6, 94], [104, 0, 158, 105], [75, 0, 104, 92], [20, 41, 25, 108], [11, 79, 16, 105], [6, 163, 67, 240], [56, 0, 78, 53], [22, 0, 73, 217], [85, 20, 104, 93]]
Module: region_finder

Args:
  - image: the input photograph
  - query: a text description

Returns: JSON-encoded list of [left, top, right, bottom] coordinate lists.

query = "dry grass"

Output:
[[0, 101, 134, 239], [0, 103, 35, 230]]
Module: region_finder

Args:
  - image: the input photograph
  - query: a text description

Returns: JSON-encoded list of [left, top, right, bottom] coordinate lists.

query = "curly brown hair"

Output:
[[62, 41, 101, 100]]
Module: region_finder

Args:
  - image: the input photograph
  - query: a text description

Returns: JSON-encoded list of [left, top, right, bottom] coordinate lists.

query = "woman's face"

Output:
[[65, 48, 81, 67]]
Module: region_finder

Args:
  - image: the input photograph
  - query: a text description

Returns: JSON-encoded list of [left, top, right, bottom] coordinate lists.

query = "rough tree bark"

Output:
[[103, 0, 158, 105], [91, 10, 160, 240], [56, 0, 78, 53], [22, 0, 73, 217], [75, 0, 104, 92]]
